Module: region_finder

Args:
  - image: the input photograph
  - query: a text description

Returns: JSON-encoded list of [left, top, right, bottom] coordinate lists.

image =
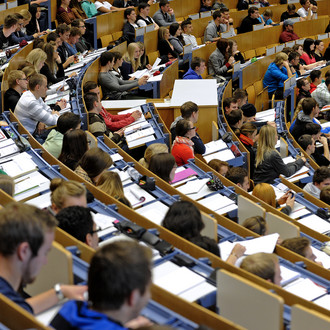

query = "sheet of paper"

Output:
[[111, 168, 131, 183], [188, 183, 213, 201], [109, 153, 123, 162], [148, 74, 163, 82], [0, 152, 37, 178], [280, 265, 301, 287], [26, 191, 51, 209], [198, 193, 235, 212], [290, 208, 311, 219], [153, 265, 206, 296], [152, 57, 162, 70], [203, 140, 228, 156], [125, 127, 155, 143], [313, 294, 330, 310], [36, 303, 63, 325], [176, 178, 209, 195], [93, 213, 116, 230], [311, 246, 330, 269], [216, 203, 238, 215], [284, 278, 326, 301], [124, 121, 150, 135], [127, 135, 155, 148], [135, 201, 169, 226], [203, 149, 235, 163], [179, 281, 216, 302], [124, 184, 155, 208], [298, 215, 330, 234]]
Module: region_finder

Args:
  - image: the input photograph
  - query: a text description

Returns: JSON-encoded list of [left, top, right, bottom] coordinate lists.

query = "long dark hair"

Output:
[[216, 38, 230, 61], [303, 38, 315, 59], [149, 153, 176, 183], [59, 129, 88, 169]]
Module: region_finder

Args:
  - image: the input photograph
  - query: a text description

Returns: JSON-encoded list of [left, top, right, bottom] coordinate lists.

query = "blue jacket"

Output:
[[183, 68, 202, 80], [50, 300, 127, 330], [263, 62, 288, 93]]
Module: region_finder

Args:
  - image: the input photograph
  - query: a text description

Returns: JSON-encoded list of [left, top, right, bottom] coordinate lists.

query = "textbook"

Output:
[[298, 215, 330, 235], [124, 183, 155, 208], [171, 168, 198, 184], [135, 201, 169, 226], [202, 140, 228, 156]]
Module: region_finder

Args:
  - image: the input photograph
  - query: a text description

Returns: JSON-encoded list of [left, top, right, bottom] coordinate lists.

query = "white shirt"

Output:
[[136, 16, 155, 27], [297, 7, 308, 17], [182, 33, 198, 48], [94, 1, 112, 10]]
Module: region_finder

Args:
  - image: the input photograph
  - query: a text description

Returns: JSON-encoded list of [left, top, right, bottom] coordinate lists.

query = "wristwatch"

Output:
[[54, 283, 64, 301]]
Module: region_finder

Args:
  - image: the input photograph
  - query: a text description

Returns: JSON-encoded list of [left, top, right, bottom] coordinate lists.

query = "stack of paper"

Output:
[[0, 139, 20, 159], [135, 201, 169, 225], [26, 192, 52, 209], [0, 152, 38, 178], [93, 213, 118, 237], [298, 215, 330, 234], [203, 149, 235, 163], [203, 139, 228, 156], [198, 193, 237, 215], [125, 127, 155, 148]]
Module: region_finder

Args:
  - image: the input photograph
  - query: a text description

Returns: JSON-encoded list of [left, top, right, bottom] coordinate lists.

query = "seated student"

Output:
[[57, 0, 80, 25], [311, 77, 330, 109], [94, 0, 124, 13], [97, 171, 132, 207], [4, 70, 28, 112], [240, 253, 282, 286], [223, 97, 239, 114], [169, 22, 185, 55], [200, 0, 212, 12], [228, 39, 245, 64], [226, 109, 243, 135], [183, 57, 206, 80], [279, 19, 299, 43], [47, 31, 62, 48], [170, 101, 205, 154], [288, 51, 304, 77], [0, 174, 14, 197], [69, 0, 88, 19], [56, 24, 75, 69], [84, 81, 142, 131], [136, 3, 159, 29], [208, 159, 229, 176], [25, 5, 44, 37], [158, 26, 179, 62], [84, 92, 123, 145], [181, 19, 198, 48], [280, 4, 300, 21], [303, 166, 330, 198], [171, 119, 196, 166], [152, 0, 176, 27], [281, 237, 322, 265], [226, 166, 250, 192], [121, 42, 141, 80], [237, 0, 252, 11], [98, 52, 148, 100], [25, 48, 47, 73], [263, 52, 292, 99], [10, 13, 33, 44], [320, 186, 330, 204], [238, 122, 257, 178], [300, 38, 317, 65], [213, 0, 227, 10], [203, 10, 225, 43], [75, 147, 113, 185], [238, 7, 262, 34], [0, 203, 87, 315], [233, 88, 248, 108], [49, 178, 88, 215], [113, 0, 138, 8], [298, 133, 330, 167], [64, 27, 82, 57], [259, 9, 275, 26], [252, 183, 295, 216], [219, 7, 235, 35], [43, 112, 81, 158], [41, 42, 75, 86], [291, 98, 320, 141], [254, 125, 305, 184], [309, 69, 321, 94], [122, 8, 138, 45], [138, 143, 169, 168], [242, 216, 268, 236], [314, 40, 325, 62], [14, 74, 64, 135], [208, 38, 235, 81], [149, 153, 177, 183], [111, 51, 124, 79], [71, 19, 93, 53], [296, 78, 311, 106], [137, 41, 151, 70], [0, 15, 18, 51], [297, 0, 317, 20], [58, 129, 88, 170], [50, 240, 151, 329], [56, 206, 99, 249], [81, 0, 98, 18], [162, 201, 246, 262]]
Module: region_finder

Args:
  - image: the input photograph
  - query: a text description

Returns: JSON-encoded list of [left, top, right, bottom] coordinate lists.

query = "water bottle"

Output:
[[126, 166, 141, 181]]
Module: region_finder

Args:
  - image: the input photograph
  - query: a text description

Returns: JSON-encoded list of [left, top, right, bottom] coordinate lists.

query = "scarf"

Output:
[[172, 136, 194, 153]]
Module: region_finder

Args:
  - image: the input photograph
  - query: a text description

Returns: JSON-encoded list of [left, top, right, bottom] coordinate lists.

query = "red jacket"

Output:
[[279, 31, 299, 43], [171, 137, 194, 166], [310, 82, 317, 94], [100, 107, 135, 131]]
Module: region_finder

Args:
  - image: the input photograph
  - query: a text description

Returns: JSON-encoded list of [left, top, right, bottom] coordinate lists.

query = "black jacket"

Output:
[[40, 62, 66, 85], [4, 88, 21, 112], [239, 16, 260, 34], [122, 22, 136, 45]]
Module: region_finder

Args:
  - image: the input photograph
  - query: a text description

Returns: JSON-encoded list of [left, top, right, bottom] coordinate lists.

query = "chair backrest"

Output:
[[86, 130, 98, 149], [291, 304, 330, 330], [25, 241, 73, 296], [246, 85, 256, 105], [265, 212, 300, 240], [217, 269, 284, 330], [200, 211, 218, 241], [237, 195, 266, 225], [100, 34, 114, 48]]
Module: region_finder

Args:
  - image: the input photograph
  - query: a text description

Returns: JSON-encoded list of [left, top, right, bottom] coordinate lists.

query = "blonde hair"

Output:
[[252, 183, 276, 208], [22, 65, 37, 79], [0, 174, 14, 197], [158, 26, 169, 40], [263, 8, 273, 18], [255, 125, 278, 167], [19, 9, 32, 21], [26, 48, 47, 73], [8, 70, 25, 89], [50, 178, 86, 210], [274, 52, 288, 67], [97, 171, 131, 207], [123, 42, 141, 72], [43, 42, 57, 75], [138, 143, 169, 168], [292, 98, 304, 122]]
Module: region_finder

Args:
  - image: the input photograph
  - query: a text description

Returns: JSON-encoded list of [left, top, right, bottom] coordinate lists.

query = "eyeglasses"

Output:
[[19, 78, 28, 81], [90, 226, 102, 235], [79, 25, 86, 28], [188, 126, 196, 130]]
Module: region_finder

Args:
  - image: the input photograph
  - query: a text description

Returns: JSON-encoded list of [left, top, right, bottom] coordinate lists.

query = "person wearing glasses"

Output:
[[56, 206, 100, 250], [71, 19, 93, 53], [171, 119, 196, 166], [4, 70, 28, 112]]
